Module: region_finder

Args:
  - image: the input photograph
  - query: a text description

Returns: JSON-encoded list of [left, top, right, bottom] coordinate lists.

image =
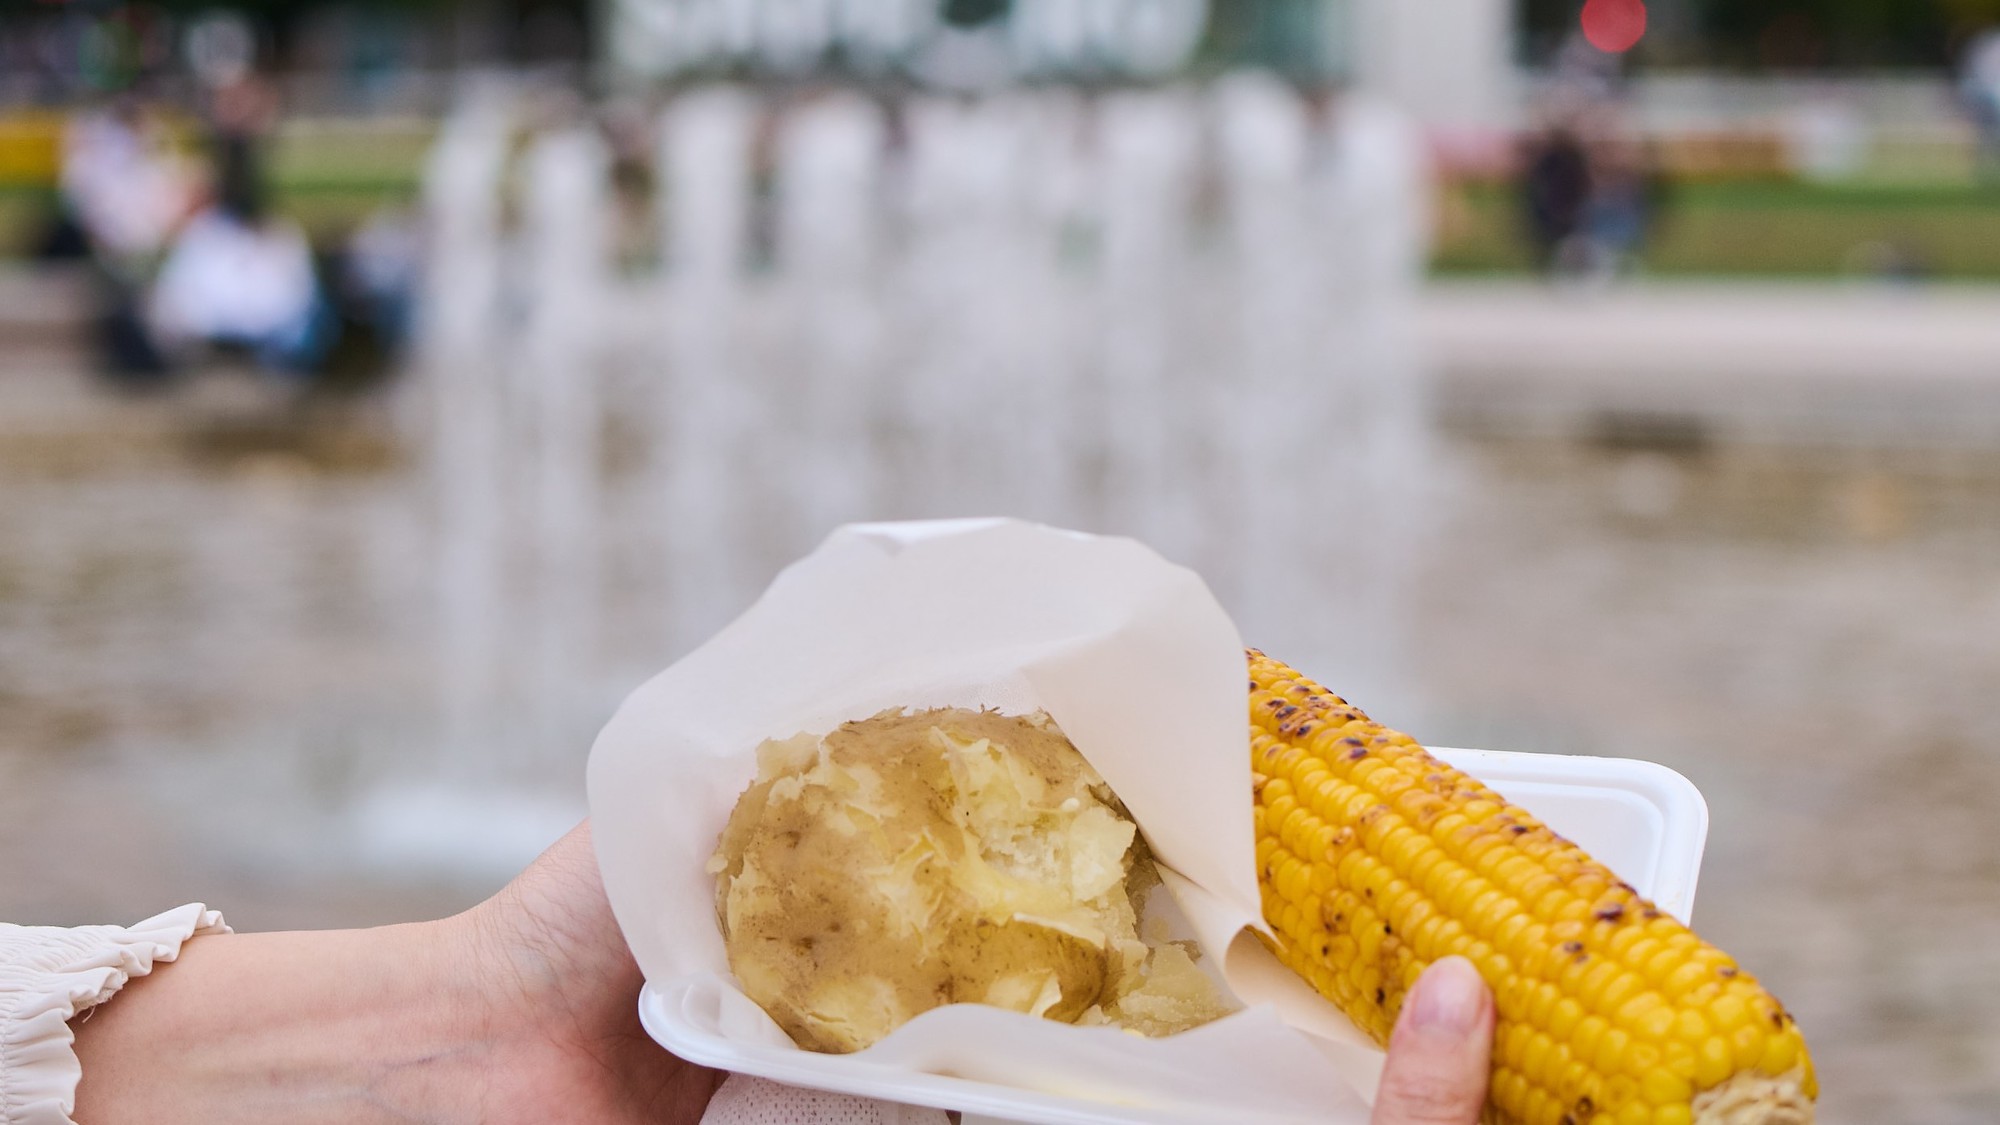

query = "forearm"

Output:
[[69, 919, 490, 1125], [62, 823, 720, 1125]]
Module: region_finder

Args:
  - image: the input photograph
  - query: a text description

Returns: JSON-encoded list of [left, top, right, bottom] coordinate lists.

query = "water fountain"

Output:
[[654, 87, 763, 649], [347, 101, 612, 876], [773, 91, 888, 528], [389, 78, 1432, 875], [519, 124, 612, 760]]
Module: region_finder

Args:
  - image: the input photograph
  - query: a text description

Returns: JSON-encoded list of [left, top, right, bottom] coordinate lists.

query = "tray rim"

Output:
[[637, 746, 1712, 1124]]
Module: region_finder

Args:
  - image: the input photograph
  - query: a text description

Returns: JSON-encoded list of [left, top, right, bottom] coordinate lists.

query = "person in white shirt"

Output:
[[1, 823, 1493, 1125], [145, 137, 333, 378], [57, 101, 194, 269], [146, 208, 331, 376]]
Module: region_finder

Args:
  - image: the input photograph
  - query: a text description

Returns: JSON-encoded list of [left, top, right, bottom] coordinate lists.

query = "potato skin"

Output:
[[711, 708, 1144, 1053]]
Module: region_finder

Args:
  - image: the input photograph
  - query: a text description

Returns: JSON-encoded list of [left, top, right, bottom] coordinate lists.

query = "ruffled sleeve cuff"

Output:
[[0, 905, 230, 1125]]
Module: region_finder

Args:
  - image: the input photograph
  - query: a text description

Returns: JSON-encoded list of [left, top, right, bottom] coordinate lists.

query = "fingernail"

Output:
[[1407, 956, 1486, 1035]]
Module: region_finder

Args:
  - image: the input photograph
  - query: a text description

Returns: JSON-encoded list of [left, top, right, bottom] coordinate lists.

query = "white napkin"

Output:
[[591, 520, 1381, 1123]]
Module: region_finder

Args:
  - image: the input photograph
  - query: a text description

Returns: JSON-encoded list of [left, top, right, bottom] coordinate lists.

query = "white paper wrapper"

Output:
[[588, 519, 1385, 1122]]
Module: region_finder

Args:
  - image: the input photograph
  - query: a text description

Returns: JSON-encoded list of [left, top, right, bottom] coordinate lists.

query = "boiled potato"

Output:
[[709, 707, 1230, 1053]]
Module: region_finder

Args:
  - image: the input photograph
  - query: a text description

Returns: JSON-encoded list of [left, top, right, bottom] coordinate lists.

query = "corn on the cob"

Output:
[[1249, 651, 1815, 1125]]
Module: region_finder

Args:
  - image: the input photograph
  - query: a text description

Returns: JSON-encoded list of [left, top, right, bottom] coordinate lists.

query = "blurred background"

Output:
[[2, 1, 1998, 1120]]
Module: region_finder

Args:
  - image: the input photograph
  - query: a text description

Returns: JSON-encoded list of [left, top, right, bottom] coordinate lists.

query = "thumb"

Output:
[[1370, 957, 1496, 1125]]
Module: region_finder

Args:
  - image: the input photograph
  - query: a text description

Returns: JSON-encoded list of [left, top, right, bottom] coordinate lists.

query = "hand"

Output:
[[73, 822, 722, 1124], [456, 821, 726, 1123], [1369, 957, 1497, 1125]]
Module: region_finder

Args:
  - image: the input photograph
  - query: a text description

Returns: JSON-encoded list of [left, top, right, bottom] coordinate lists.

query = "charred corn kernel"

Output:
[[1247, 651, 1816, 1125]]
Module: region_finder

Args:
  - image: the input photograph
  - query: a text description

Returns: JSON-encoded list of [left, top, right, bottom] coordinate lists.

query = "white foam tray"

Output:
[[638, 748, 1710, 1125]]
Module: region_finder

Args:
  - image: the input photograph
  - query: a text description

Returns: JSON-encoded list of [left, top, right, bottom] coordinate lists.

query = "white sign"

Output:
[[608, 0, 1210, 83]]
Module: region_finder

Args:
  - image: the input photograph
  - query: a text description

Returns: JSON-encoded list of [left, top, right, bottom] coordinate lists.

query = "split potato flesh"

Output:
[[710, 708, 1231, 1053]]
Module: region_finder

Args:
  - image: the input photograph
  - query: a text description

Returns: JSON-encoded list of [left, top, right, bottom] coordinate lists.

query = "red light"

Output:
[[1581, 0, 1648, 54]]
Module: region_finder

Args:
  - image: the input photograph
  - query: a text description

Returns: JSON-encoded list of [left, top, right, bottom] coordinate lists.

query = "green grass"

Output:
[[0, 118, 432, 255], [1437, 179, 2000, 278], [9, 125, 2000, 279]]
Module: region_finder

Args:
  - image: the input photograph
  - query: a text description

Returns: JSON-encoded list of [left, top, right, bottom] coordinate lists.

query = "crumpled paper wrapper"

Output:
[[589, 519, 1389, 1123]]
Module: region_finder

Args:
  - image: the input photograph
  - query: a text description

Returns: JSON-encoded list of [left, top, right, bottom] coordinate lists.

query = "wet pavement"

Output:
[[3, 368, 1998, 1123]]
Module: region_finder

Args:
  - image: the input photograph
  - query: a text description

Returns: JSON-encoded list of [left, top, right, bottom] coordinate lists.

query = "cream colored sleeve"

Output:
[[0, 905, 229, 1125]]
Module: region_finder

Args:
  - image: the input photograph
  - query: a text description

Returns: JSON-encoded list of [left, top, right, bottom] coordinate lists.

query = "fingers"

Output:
[[1371, 957, 1495, 1125]]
